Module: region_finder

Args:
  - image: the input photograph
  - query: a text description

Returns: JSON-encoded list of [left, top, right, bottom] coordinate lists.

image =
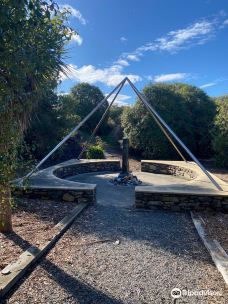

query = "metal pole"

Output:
[[126, 77, 223, 191], [121, 137, 129, 175], [77, 79, 126, 159], [22, 78, 127, 182]]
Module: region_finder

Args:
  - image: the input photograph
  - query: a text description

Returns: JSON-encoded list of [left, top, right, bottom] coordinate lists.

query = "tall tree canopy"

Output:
[[212, 95, 228, 168], [59, 83, 109, 134], [0, 0, 73, 231], [170, 83, 216, 157], [121, 83, 215, 160], [24, 90, 66, 161]]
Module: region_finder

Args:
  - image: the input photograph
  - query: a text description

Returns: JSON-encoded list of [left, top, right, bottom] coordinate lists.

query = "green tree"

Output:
[[58, 94, 82, 134], [212, 96, 228, 168], [170, 83, 216, 157], [0, 0, 73, 232], [106, 105, 125, 141], [61, 83, 109, 134], [108, 105, 125, 126], [24, 91, 66, 161], [122, 83, 215, 160]]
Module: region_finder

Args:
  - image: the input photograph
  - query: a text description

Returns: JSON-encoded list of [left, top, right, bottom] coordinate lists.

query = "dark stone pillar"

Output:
[[121, 137, 129, 175]]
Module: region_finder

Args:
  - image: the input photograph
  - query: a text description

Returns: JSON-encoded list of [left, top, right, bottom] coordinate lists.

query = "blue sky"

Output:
[[58, 0, 228, 105]]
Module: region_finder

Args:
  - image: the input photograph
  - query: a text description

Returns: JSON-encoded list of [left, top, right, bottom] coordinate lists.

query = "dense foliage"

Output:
[[86, 145, 105, 159], [24, 83, 109, 164], [24, 91, 65, 161], [121, 83, 216, 160], [108, 105, 124, 127], [60, 83, 109, 134], [0, 0, 73, 231], [0, 0, 73, 176], [212, 96, 228, 168]]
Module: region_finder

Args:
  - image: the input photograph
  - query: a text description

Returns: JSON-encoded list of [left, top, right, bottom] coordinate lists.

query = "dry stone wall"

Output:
[[54, 161, 120, 179], [14, 160, 121, 203], [135, 190, 228, 212], [141, 161, 197, 180]]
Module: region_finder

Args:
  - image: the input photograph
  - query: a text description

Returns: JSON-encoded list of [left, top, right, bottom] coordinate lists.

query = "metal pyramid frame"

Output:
[[24, 77, 223, 191]]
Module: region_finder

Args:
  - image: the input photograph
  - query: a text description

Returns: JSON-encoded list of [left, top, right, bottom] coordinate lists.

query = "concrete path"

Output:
[[6, 172, 228, 304]]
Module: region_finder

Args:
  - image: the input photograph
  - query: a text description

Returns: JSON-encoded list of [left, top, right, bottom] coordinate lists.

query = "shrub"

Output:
[[86, 145, 105, 159], [212, 96, 228, 168], [60, 83, 109, 134], [121, 83, 215, 160]]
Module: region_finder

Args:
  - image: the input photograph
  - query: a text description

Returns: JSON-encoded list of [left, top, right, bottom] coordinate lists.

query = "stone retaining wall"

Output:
[[141, 161, 197, 180], [14, 160, 121, 203], [54, 160, 121, 179], [13, 187, 96, 203], [135, 191, 228, 212]]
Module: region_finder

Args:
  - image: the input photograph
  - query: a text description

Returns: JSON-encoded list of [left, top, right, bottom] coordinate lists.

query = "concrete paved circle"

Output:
[[67, 171, 186, 208]]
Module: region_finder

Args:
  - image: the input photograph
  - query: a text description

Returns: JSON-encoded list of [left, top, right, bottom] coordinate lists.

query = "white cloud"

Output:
[[146, 75, 153, 81], [61, 63, 141, 86], [223, 19, 228, 25], [59, 4, 87, 25], [115, 59, 129, 67], [71, 33, 83, 45], [107, 93, 132, 106], [57, 92, 70, 96], [120, 36, 127, 42], [126, 54, 140, 61], [154, 73, 189, 82], [61, 15, 227, 87], [154, 20, 215, 52], [200, 77, 228, 89], [116, 18, 222, 68], [200, 82, 216, 88]]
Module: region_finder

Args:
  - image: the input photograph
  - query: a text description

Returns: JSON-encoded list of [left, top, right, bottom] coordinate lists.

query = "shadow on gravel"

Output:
[[68, 172, 215, 265], [40, 258, 125, 304], [69, 204, 214, 265], [2, 235, 124, 304], [2, 231, 31, 252]]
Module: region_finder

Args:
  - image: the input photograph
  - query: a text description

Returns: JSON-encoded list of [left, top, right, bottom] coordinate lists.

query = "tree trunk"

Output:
[[0, 185, 12, 232]]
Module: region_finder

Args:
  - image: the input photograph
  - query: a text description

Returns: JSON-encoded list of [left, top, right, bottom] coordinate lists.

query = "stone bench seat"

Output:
[[135, 186, 228, 212], [13, 159, 120, 203], [136, 160, 228, 212]]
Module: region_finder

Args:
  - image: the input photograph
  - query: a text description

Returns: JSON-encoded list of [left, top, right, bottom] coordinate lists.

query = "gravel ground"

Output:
[[3, 172, 228, 304], [0, 199, 76, 271], [198, 211, 228, 253]]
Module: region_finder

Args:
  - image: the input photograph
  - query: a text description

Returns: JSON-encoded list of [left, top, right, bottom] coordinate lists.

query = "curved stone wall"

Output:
[[136, 160, 228, 212], [141, 160, 197, 180], [14, 159, 121, 203], [54, 160, 121, 179]]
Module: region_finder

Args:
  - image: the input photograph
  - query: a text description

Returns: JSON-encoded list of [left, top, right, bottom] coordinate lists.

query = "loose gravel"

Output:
[[198, 211, 228, 254], [0, 199, 76, 271], [3, 172, 228, 304]]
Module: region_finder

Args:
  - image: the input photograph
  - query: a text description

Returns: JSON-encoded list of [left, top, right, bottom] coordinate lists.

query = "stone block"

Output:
[[62, 193, 75, 202]]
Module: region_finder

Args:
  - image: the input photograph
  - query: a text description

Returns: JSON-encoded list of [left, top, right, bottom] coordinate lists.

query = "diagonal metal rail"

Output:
[[21, 78, 127, 183], [21, 76, 223, 191], [126, 77, 223, 191], [127, 83, 187, 162], [77, 79, 126, 159]]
